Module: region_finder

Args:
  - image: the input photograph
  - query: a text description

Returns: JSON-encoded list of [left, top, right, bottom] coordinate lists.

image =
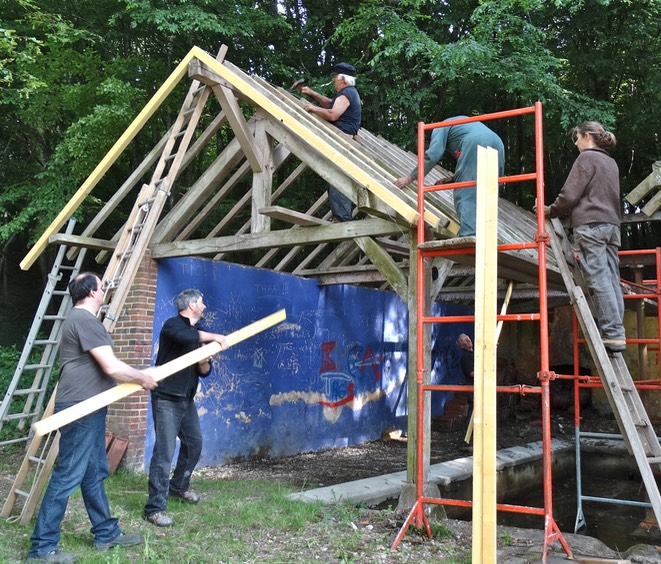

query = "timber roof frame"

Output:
[[24, 45, 564, 305]]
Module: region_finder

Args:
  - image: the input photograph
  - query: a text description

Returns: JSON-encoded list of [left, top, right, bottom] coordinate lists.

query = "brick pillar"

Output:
[[107, 250, 157, 471]]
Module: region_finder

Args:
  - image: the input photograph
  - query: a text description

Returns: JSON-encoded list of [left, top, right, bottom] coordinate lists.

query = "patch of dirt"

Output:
[[201, 406, 623, 488]]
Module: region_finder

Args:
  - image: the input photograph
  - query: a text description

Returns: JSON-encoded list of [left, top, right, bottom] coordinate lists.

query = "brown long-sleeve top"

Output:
[[548, 148, 621, 228]]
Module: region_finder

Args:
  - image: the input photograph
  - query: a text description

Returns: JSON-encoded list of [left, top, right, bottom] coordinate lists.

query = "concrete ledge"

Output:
[[288, 438, 574, 506]]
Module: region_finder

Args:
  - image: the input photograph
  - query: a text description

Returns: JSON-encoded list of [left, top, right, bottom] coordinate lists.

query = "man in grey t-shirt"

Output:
[[28, 272, 158, 563]]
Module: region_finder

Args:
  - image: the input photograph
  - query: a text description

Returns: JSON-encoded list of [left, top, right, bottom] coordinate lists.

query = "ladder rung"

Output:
[[14, 387, 46, 396], [28, 455, 47, 464], [52, 290, 68, 296], [23, 364, 52, 370], [59, 265, 76, 271], [4, 412, 35, 421], [14, 489, 29, 498], [33, 339, 59, 346], [43, 315, 66, 321], [137, 197, 157, 208], [183, 107, 197, 116], [648, 456, 661, 464], [164, 154, 176, 162], [174, 130, 187, 139]]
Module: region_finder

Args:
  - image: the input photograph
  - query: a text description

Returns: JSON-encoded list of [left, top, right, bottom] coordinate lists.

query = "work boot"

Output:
[[27, 550, 77, 563], [94, 532, 143, 552], [146, 511, 174, 527], [169, 489, 200, 504]]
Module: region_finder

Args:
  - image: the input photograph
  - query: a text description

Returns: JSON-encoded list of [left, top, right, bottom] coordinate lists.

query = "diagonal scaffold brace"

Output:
[[32, 308, 286, 437]]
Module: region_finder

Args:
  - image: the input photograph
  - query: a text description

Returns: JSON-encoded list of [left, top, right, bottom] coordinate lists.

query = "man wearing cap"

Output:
[[301, 62, 361, 222]]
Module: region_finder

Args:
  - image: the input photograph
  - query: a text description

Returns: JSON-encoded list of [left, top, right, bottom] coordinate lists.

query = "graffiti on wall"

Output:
[[145, 257, 472, 467]]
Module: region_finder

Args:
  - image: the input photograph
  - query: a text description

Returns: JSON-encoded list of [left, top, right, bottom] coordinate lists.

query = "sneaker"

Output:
[[603, 339, 626, 353], [27, 550, 77, 563], [94, 532, 143, 552], [146, 511, 174, 527], [169, 489, 200, 504]]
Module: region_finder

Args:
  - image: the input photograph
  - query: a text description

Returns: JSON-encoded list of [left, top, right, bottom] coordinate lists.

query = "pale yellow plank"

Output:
[[464, 280, 513, 444], [472, 146, 499, 564], [32, 309, 286, 436]]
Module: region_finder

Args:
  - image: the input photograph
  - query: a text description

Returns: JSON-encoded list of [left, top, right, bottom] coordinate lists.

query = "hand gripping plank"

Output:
[[32, 308, 286, 437]]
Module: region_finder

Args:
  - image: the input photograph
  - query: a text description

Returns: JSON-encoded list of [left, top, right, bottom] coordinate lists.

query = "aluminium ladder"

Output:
[[0, 219, 85, 447], [547, 218, 661, 527], [2, 76, 214, 524]]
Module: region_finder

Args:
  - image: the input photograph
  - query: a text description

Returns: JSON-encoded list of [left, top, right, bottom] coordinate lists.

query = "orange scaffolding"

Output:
[[392, 103, 573, 561], [568, 247, 661, 531]]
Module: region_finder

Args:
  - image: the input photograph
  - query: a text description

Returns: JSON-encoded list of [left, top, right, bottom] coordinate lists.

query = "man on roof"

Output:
[[395, 116, 505, 237], [301, 62, 361, 223]]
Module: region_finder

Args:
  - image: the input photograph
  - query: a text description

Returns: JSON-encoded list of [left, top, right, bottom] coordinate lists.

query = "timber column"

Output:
[[107, 250, 157, 470]]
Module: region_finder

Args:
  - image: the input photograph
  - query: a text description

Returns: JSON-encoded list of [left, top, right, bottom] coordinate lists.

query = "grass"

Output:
[[0, 447, 472, 563]]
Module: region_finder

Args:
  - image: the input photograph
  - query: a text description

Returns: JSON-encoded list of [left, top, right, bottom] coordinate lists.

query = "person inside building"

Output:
[[144, 288, 227, 527], [456, 333, 475, 384], [543, 120, 625, 354], [301, 62, 361, 222], [28, 272, 158, 563], [395, 116, 505, 236]]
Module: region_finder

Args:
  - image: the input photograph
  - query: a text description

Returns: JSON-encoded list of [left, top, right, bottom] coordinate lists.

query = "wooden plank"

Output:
[[32, 309, 286, 437], [355, 236, 408, 301], [472, 146, 499, 564], [642, 189, 661, 217], [20, 48, 198, 271], [48, 234, 116, 252], [625, 164, 661, 205], [465, 280, 514, 443], [150, 218, 404, 258], [251, 117, 272, 233], [211, 82, 263, 172], [259, 206, 328, 226]]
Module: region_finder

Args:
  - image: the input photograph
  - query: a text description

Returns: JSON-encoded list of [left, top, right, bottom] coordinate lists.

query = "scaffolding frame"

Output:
[[392, 103, 573, 562], [569, 247, 661, 532]]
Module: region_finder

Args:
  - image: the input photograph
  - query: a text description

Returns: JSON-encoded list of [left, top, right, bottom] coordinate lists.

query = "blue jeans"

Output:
[[328, 185, 354, 222], [573, 223, 625, 341], [144, 395, 202, 516], [29, 405, 121, 557]]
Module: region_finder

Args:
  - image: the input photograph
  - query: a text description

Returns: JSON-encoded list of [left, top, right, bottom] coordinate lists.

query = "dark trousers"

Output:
[[144, 395, 202, 516]]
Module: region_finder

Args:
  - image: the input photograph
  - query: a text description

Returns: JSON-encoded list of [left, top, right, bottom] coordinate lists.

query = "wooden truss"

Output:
[[21, 45, 557, 309]]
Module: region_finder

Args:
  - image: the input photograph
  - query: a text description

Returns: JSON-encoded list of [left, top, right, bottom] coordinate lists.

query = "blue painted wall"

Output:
[[144, 257, 473, 469]]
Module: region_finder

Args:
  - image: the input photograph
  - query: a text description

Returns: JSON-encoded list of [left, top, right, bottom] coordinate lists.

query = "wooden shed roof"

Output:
[[27, 46, 560, 306]]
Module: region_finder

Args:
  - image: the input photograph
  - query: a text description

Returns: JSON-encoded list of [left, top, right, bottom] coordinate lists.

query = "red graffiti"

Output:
[[360, 345, 381, 381], [320, 341, 336, 372]]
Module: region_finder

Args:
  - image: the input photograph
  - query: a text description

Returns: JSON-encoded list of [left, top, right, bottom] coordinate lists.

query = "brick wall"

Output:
[[107, 251, 157, 471]]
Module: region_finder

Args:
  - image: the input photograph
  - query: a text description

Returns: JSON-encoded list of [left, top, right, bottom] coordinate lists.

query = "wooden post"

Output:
[[472, 146, 499, 563]]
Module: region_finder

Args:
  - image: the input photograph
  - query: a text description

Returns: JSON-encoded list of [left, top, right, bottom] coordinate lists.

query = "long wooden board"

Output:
[[32, 309, 286, 436]]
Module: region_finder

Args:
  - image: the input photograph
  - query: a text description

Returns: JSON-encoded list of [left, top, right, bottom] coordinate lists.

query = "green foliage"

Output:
[[0, 344, 19, 393], [1, 0, 661, 250]]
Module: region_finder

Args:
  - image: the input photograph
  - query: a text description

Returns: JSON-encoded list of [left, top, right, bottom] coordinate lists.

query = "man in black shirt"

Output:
[[301, 62, 361, 222], [144, 289, 226, 527]]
